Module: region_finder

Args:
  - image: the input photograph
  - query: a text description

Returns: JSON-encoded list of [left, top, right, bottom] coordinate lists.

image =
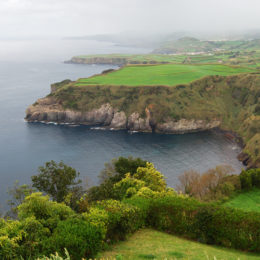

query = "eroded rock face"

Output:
[[25, 98, 114, 125], [155, 119, 221, 134], [109, 111, 127, 129], [25, 99, 220, 134], [127, 112, 152, 132]]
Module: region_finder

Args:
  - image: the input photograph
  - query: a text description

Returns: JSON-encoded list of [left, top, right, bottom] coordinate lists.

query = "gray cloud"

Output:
[[0, 0, 259, 38]]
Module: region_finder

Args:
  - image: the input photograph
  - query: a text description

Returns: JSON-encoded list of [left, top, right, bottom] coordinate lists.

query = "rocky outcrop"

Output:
[[26, 98, 114, 126], [66, 57, 127, 66], [25, 98, 221, 133], [65, 57, 168, 66]]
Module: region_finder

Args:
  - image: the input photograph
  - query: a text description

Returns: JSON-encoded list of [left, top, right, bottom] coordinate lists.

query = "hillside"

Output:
[[25, 64, 260, 168], [67, 50, 260, 69], [67, 37, 260, 69], [153, 37, 260, 54]]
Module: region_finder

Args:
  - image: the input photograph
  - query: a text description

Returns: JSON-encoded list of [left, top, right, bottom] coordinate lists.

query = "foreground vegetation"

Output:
[[1, 157, 260, 259], [98, 229, 260, 260]]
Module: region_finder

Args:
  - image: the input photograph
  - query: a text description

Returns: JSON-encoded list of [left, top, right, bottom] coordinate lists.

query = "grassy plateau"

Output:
[[76, 64, 254, 86], [98, 229, 260, 260]]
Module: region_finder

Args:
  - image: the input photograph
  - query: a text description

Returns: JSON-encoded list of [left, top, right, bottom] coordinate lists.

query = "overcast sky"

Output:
[[0, 0, 260, 38]]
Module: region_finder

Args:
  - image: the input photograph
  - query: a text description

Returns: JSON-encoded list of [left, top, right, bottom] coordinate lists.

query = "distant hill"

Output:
[[153, 37, 260, 54]]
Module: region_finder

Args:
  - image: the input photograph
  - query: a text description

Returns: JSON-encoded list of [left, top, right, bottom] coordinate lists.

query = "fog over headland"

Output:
[[0, 0, 259, 39]]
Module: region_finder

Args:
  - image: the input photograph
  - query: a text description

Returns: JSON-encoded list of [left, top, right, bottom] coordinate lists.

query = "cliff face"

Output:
[[66, 56, 168, 66], [26, 97, 220, 133]]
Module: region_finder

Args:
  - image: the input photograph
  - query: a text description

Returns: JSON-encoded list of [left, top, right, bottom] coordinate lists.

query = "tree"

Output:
[[134, 162, 167, 192], [6, 181, 36, 218], [31, 161, 82, 203], [178, 165, 235, 201], [88, 157, 147, 202]]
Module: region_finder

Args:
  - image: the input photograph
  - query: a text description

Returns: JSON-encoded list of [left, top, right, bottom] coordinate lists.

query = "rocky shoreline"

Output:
[[25, 97, 221, 134], [26, 97, 258, 168]]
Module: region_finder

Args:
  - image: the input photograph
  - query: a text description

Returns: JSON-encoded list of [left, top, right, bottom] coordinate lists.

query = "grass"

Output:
[[76, 64, 254, 86], [97, 229, 260, 260], [224, 188, 260, 213]]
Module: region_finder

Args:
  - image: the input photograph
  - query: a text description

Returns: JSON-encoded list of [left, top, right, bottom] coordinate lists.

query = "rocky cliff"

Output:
[[25, 72, 260, 168], [66, 56, 168, 66], [25, 97, 220, 134]]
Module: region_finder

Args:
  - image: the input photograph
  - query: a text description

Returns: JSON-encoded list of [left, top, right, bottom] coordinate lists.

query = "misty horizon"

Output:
[[0, 0, 260, 40]]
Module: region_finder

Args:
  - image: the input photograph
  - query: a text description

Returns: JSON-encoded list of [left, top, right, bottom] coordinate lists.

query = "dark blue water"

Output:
[[0, 39, 243, 210]]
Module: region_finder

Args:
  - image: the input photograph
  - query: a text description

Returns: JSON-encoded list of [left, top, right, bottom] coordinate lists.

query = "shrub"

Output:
[[251, 169, 260, 187], [0, 219, 23, 259], [113, 173, 145, 200], [18, 193, 75, 230], [240, 170, 253, 190], [240, 169, 260, 190], [82, 207, 108, 239]]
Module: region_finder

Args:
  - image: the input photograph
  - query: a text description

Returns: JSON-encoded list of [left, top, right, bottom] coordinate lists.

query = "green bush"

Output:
[[46, 217, 104, 259], [82, 207, 108, 239], [87, 157, 147, 202], [18, 193, 75, 231], [240, 169, 260, 190], [251, 169, 260, 187], [0, 219, 23, 259], [97, 199, 145, 241], [37, 249, 70, 260], [145, 195, 260, 252], [240, 170, 253, 190]]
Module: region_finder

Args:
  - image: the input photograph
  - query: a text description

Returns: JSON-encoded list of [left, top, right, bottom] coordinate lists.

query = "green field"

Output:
[[76, 64, 254, 86], [98, 229, 260, 260], [224, 189, 260, 213]]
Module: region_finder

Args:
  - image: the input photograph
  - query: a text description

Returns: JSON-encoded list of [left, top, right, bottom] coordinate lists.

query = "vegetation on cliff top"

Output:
[[75, 64, 254, 86]]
